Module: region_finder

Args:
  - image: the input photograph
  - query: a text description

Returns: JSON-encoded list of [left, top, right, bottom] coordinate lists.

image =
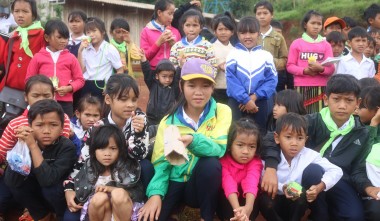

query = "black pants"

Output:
[[58, 101, 73, 118], [213, 89, 228, 105], [363, 198, 380, 221], [157, 157, 221, 221], [80, 80, 105, 104], [276, 70, 294, 92]]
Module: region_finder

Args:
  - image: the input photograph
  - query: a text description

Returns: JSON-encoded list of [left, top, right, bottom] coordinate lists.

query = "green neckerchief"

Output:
[[319, 107, 355, 156], [367, 143, 380, 167], [16, 21, 43, 58], [302, 32, 323, 43], [110, 38, 127, 53]]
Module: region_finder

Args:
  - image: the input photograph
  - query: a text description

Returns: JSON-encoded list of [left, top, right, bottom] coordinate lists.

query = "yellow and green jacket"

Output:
[[146, 99, 232, 198]]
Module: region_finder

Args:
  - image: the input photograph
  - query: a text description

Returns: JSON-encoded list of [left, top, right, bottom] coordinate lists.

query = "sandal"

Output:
[[19, 209, 33, 221]]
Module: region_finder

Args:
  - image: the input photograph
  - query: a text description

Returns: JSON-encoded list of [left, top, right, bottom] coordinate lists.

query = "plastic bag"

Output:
[[6, 140, 31, 176]]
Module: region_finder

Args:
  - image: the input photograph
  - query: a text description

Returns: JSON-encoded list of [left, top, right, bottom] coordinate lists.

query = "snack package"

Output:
[[164, 125, 189, 165], [286, 181, 303, 198], [6, 140, 31, 176], [81, 36, 92, 43], [308, 55, 317, 63], [50, 76, 59, 88]]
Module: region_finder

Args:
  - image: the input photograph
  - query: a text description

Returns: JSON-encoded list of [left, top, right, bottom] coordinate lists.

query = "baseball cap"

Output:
[[181, 58, 216, 84], [324, 17, 346, 30]]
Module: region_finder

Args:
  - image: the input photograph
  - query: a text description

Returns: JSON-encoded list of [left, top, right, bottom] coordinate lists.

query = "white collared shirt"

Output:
[[264, 147, 343, 195], [69, 33, 86, 46], [107, 112, 132, 132], [182, 109, 204, 130], [185, 35, 200, 46], [336, 53, 376, 79], [82, 40, 123, 81], [71, 119, 86, 140], [260, 26, 273, 47], [0, 14, 17, 34], [46, 47, 62, 63]]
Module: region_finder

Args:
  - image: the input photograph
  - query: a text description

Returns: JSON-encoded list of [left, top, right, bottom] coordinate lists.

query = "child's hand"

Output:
[[79, 39, 90, 51], [262, 167, 278, 199], [178, 135, 193, 148], [156, 30, 173, 46], [95, 185, 114, 193], [15, 126, 36, 148], [138, 195, 162, 221], [190, 0, 202, 7], [240, 100, 258, 113], [283, 184, 300, 201], [139, 48, 147, 62], [370, 107, 380, 127], [65, 190, 83, 213], [306, 185, 321, 202], [230, 208, 249, 221], [132, 111, 145, 133], [308, 62, 324, 73], [56, 85, 73, 97], [303, 67, 318, 76], [365, 186, 380, 200]]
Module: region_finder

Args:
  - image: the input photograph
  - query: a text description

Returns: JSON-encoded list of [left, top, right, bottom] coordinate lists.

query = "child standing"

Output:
[[141, 55, 179, 126], [326, 31, 346, 74], [259, 113, 343, 221], [212, 12, 236, 104], [287, 10, 335, 113], [73, 124, 144, 221], [254, 1, 289, 92], [323, 16, 346, 36], [78, 17, 123, 101], [140, 0, 181, 70], [0, 0, 45, 91], [226, 16, 277, 134], [138, 58, 232, 221], [26, 19, 85, 117], [337, 27, 376, 79], [364, 3, 380, 32], [4, 99, 77, 221], [217, 118, 263, 221], [169, 9, 216, 68], [66, 10, 87, 57]]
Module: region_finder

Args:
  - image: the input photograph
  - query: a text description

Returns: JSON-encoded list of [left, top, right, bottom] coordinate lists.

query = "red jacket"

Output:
[[26, 48, 84, 102], [0, 29, 45, 91]]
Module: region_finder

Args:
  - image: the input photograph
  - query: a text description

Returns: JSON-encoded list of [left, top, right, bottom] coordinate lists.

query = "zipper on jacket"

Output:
[[184, 152, 195, 182]]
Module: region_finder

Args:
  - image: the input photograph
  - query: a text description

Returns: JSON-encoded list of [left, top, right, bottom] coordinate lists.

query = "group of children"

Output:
[[0, 0, 380, 221]]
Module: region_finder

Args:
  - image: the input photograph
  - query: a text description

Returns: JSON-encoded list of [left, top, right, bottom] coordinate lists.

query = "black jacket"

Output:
[[4, 136, 77, 187], [141, 60, 180, 125], [262, 113, 372, 194]]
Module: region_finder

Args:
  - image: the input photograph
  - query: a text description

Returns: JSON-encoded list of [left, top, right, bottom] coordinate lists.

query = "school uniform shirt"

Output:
[[0, 14, 17, 35], [67, 33, 86, 57], [220, 154, 263, 198], [0, 109, 72, 163], [271, 147, 343, 195], [257, 27, 288, 71], [0, 29, 45, 91], [226, 43, 277, 105], [366, 125, 380, 187], [336, 53, 376, 79], [26, 47, 85, 102], [82, 41, 122, 81], [286, 38, 334, 87], [213, 40, 234, 89]]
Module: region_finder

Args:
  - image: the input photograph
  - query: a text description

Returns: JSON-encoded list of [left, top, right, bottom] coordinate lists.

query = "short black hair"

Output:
[[275, 113, 307, 136], [105, 74, 139, 100], [359, 77, 380, 90], [85, 17, 107, 41], [360, 86, 380, 110], [364, 3, 380, 25], [301, 10, 323, 32], [369, 27, 380, 36], [28, 99, 64, 127], [271, 20, 283, 30], [180, 9, 205, 28], [326, 31, 346, 44], [76, 94, 102, 114], [237, 16, 260, 33], [275, 90, 306, 115], [366, 35, 376, 48], [212, 11, 236, 32], [347, 26, 368, 41], [227, 118, 261, 156], [110, 18, 130, 32], [153, 0, 174, 20], [253, 0, 274, 14], [326, 74, 361, 98], [25, 75, 54, 95], [155, 59, 175, 75], [44, 19, 70, 39], [68, 10, 87, 22], [342, 16, 357, 28], [11, 0, 38, 21]]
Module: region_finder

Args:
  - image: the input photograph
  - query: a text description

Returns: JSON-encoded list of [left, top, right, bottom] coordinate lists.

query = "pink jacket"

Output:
[[140, 22, 180, 70], [26, 48, 84, 102], [286, 38, 335, 87], [220, 154, 263, 198]]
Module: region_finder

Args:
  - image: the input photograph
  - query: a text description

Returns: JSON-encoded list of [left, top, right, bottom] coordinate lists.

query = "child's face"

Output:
[[95, 136, 119, 168], [215, 23, 233, 45], [111, 27, 130, 44], [68, 16, 85, 35], [25, 83, 54, 106], [156, 70, 174, 87], [157, 4, 175, 27], [44, 30, 68, 52], [304, 15, 322, 39], [31, 112, 63, 148], [369, 13, 380, 29], [255, 6, 273, 28], [330, 41, 345, 57], [371, 33, 380, 50], [86, 28, 104, 46], [238, 31, 259, 49], [342, 26, 351, 39], [183, 78, 213, 112], [274, 126, 307, 162], [183, 17, 202, 42], [230, 132, 257, 164], [12, 1, 33, 28], [75, 104, 101, 130], [358, 107, 377, 124], [324, 93, 359, 127], [105, 89, 137, 121], [348, 37, 367, 54], [324, 23, 342, 36], [273, 103, 287, 120], [364, 42, 375, 58]]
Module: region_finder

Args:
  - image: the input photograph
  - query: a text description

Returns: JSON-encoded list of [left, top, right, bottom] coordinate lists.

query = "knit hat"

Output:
[[324, 17, 346, 30], [181, 58, 215, 83]]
